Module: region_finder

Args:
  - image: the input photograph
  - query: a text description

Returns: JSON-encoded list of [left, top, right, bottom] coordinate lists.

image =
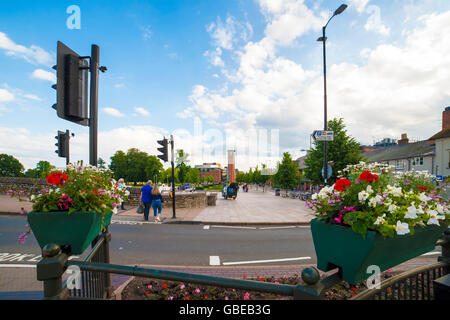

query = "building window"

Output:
[[412, 157, 423, 166]]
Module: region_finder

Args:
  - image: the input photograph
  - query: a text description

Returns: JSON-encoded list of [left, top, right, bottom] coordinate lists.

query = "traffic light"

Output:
[[52, 41, 89, 126], [55, 131, 69, 158], [157, 138, 168, 162]]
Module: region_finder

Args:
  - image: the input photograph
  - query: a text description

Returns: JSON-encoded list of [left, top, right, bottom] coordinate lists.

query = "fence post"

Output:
[[36, 243, 69, 299], [103, 229, 114, 298]]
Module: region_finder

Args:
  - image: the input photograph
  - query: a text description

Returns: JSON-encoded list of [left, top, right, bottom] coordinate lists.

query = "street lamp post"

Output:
[[317, 4, 347, 185]]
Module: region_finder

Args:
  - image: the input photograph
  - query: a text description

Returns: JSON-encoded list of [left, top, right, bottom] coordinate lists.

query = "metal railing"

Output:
[[36, 228, 450, 300]]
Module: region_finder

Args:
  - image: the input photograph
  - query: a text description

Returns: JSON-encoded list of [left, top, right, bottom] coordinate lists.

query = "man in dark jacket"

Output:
[[140, 180, 153, 221]]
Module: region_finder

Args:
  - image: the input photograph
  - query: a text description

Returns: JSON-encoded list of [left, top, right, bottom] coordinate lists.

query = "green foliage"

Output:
[[273, 152, 301, 189], [0, 154, 24, 177], [304, 118, 363, 185], [24, 161, 55, 179]]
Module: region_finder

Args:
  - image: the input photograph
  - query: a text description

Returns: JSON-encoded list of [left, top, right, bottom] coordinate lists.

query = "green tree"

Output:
[[145, 155, 164, 183], [273, 152, 301, 189], [109, 151, 128, 181], [0, 154, 24, 177], [176, 149, 190, 184], [304, 118, 363, 185], [186, 167, 200, 184], [98, 158, 106, 169]]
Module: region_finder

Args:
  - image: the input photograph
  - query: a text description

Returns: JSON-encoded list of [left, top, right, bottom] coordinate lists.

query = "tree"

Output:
[[98, 158, 106, 169], [304, 118, 363, 185], [273, 152, 301, 189], [24, 161, 55, 179], [109, 151, 128, 181], [0, 154, 24, 177], [186, 167, 200, 184], [145, 155, 163, 183], [176, 149, 190, 184]]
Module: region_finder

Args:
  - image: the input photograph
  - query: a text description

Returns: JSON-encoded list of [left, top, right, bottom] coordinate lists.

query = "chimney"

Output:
[[443, 106, 450, 130], [398, 133, 409, 145]]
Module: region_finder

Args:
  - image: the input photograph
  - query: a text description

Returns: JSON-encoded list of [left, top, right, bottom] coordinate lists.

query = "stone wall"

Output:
[[0, 178, 217, 208], [0, 177, 47, 194], [126, 187, 217, 208]]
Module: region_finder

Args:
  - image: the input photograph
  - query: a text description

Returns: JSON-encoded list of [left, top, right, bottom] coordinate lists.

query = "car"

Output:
[[182, 183, 194, 191]]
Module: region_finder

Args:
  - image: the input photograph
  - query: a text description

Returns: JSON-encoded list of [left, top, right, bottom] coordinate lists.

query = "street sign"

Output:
[[322, 164, 332, 179], [313, 130, 334, 141], [436, 175, 443, 181]]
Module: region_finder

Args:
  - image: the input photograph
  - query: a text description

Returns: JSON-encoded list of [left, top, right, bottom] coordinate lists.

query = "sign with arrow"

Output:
[[312, 130, 334, 141]]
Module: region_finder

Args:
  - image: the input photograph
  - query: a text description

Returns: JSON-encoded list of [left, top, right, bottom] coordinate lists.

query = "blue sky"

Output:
[[1, 0, 450, 171]]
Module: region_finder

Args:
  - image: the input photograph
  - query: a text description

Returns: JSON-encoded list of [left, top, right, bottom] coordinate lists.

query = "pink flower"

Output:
[[147, 285, 152, 289], [195, 288, 200, 293], [225, 296, 229, 300], [168, 296, 173, 300], [180, 284, 185, 290]]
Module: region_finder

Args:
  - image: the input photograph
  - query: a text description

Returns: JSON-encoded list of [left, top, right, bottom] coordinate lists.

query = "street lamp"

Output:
[[317, 4, 347, 185]]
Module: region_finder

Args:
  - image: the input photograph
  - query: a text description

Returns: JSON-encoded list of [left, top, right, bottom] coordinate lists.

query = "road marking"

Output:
[[209, 256, 221, 266], [421, 251, 441, 256], [222, 256, 311, 266], [259, 226, 297, 230], [210, 225, 257, 230], [203, 225, 210, 230], [111, 220, 158, 225], [0, 264, 36, 268]]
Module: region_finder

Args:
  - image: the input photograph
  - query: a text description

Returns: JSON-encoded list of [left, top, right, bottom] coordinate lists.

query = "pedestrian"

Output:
[[117, 178, 127, 210], [151, 184, 163, 222], [140, 180, 153, 221]]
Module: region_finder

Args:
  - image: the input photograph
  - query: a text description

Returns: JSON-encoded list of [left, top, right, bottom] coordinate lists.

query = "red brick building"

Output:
[[196, 163, 223, 183]]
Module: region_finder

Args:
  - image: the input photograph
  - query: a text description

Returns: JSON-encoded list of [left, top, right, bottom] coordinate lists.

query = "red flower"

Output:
[[162, 283, 168, 288], [334, 178, 352, 192], [46, 172, 69, 186], [416, 186, 429, 191], [260, 278, 265, 281], [359, 171, 379, 183]]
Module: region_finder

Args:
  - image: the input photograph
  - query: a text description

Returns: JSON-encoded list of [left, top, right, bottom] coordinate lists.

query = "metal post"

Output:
[[171, 135, 176, 219], [36, 244, 69, 299], [322, 26, 328, 185], [89, 45, 99, 167], [66, 130, 70, 166]]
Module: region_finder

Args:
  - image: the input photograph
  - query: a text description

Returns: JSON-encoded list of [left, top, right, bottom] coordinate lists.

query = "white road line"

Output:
[[203, 225, 210, 230], [111, 220, 157, 225], [209, 256, 221, 266], [210, 225, 257, 230], [259, 226, 297, 230], [222, 256, 311, 266], [421, 251, 441, 256], [0, 264, 36, 268]]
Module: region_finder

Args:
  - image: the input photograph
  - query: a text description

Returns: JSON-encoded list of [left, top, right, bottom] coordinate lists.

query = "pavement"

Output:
[[0, 188, 445, 300]]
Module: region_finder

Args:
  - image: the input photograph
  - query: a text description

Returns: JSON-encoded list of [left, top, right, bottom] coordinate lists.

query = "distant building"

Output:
[[227, 150, 236, 183], [429, 106, 450, 178], [195, 163, 223, 183]]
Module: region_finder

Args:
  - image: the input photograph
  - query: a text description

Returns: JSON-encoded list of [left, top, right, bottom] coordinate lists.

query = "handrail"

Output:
[[350, 261, 448, 300], [68, 261, 296, 296]]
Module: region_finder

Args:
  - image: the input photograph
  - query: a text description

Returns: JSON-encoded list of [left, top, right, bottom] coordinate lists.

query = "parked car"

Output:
[[182, 183, 194, 191]]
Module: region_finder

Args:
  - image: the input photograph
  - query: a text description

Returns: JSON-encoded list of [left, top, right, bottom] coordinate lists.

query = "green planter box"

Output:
[[310, 219, 447, 284], [27, 211, 112, 255]]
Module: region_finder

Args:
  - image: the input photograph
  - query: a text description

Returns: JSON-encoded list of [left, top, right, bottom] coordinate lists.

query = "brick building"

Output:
[[195, 163, 223, 183]]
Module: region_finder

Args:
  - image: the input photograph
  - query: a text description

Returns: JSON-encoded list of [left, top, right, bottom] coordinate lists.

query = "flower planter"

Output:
[[27, 211, 112, 255], [310, 219, 447, 284]]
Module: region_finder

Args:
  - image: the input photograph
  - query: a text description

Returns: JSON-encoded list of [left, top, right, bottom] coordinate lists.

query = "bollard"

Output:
[[36, 243, 69, 299]]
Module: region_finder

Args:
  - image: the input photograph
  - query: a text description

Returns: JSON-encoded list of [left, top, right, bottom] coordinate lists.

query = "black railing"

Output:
[[36, 228, 450, 300]]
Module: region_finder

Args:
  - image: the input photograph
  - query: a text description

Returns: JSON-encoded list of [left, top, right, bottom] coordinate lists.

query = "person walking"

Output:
[[151, 184, 163, 222], [140, 180, 153, 221], [117, 178, 127, 210]]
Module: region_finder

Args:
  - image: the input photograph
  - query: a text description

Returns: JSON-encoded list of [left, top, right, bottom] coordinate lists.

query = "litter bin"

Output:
[[275, 188, 280, 196]]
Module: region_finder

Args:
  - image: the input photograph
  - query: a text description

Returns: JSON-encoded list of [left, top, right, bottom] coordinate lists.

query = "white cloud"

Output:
[[23, 94, 43, 101], [348, 0, 370, 13], [114, 83, 125, 89], [364, 5, 390, 36], [134, 107, 150, 117], [31, 69, 56, 82], [0, 32, 53, 66], [103, 107, 125, 117], [0, 88, 14, 102]]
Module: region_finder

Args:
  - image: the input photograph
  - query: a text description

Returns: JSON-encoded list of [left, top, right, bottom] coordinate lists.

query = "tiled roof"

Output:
[[362, 140, 435, 162], [429, 128, 450, 140]]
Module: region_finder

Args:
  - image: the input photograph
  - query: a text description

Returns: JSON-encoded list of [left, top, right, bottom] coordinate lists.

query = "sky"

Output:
[[1, 0, 450, 172]]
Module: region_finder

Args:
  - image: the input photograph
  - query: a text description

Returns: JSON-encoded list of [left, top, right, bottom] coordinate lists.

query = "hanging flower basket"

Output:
[[27, 211, 113, 255], [306, 162, 450, 284], [311, 218, 446, 284]]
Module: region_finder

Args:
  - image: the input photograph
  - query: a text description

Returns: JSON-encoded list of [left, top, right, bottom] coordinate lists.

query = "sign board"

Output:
[[436, 175, 443, 181], [322, 165, 332, 179], [313, 130, 334, 141]]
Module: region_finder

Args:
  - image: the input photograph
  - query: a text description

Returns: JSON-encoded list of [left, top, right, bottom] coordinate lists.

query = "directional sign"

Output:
[[322, 164, 332, 179], [313, 130, 334, 141]]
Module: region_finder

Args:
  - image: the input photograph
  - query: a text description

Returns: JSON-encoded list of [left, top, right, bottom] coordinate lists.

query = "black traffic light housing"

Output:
[[157, 138, 169, 162], [52, 41, 89, 126], [55, 130, 69, 158]]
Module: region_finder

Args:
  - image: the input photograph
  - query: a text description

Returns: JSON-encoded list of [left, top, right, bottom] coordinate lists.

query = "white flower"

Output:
[[112, 207, 118, 214], [404, 205, 418, 219], [426, 210, 445, 226], [388, 203, 397, 213], [311, 193, 318, 200], [436, 204, 448, 215], [125, 190, 130, 196], [368, 195, 382, 208], [374, 214, 386, 226], [366, 185, 373, 194], [418, 192, 431, 203], [387, 185, 403, 197], [30, 195, 36, 201], [358, 191, 370, 202], [396, 221, 410, 235]]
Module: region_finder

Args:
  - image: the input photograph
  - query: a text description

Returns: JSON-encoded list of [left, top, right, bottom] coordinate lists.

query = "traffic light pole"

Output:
[[89, 45, 99, 167], [65, 130, 70, 166], [170, 135, 176, 219]]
